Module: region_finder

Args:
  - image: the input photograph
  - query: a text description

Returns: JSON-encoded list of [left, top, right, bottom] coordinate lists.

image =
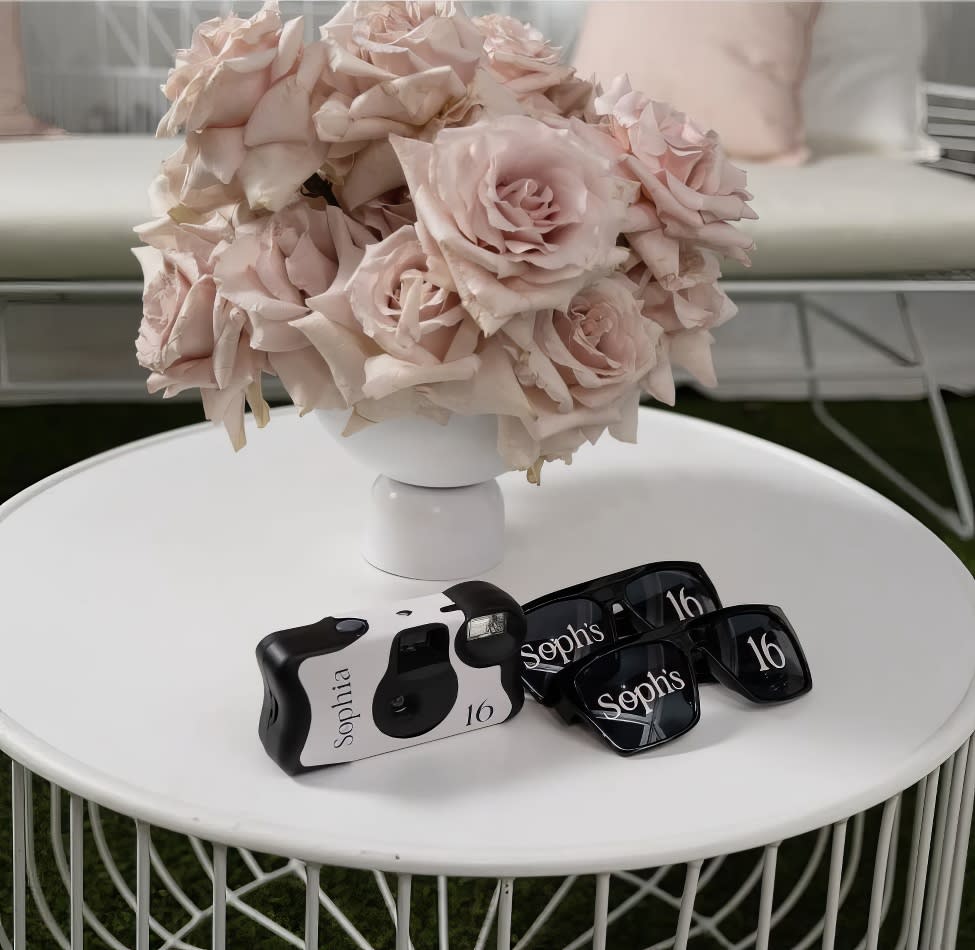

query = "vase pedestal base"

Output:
[[363, 475, 505, 581]]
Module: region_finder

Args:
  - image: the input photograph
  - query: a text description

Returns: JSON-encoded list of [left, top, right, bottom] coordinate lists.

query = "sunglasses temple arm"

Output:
[[647, 621, 701, 657], [552, 687, 583, 724]]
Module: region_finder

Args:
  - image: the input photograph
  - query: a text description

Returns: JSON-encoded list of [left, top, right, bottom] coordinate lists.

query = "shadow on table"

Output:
[[294, 685, 746, 804]]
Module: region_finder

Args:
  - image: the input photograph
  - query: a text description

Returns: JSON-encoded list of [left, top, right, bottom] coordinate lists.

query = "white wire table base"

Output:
[[3, 735, 973, 950]]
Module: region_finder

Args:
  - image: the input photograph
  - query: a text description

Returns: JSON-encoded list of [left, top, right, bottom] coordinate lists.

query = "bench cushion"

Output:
[[725, 155, 975, 278], [1, 137, 975, 281], [0, 135, 174, 281]]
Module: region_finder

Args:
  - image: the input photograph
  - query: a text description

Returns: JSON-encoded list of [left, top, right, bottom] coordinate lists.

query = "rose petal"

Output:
[[426, 337, 535, 419], [238, 140, 328, 211], [290, 308, 376, 404], [271, 16, 304, 83], [269, 346, 346, 413], [362, 352, 480, 400], [244, 77, 316, 147], [669, 329, 717, 387]]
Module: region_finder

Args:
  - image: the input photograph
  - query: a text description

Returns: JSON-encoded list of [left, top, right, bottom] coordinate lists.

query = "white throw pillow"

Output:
[[802, 1, 939, 162]]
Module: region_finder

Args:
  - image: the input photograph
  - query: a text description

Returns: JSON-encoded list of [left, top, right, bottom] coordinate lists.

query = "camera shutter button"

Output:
[[335, 618, 367, 635]]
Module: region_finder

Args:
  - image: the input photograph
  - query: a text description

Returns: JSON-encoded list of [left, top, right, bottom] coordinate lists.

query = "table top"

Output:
[[1, 408, 974, 876]]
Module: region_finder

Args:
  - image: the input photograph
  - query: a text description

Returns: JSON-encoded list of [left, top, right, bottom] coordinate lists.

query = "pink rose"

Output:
[[211, 203, 373, 412], [473, 14, 573, 97], [667, 329, 719, 390], [352, 186, 417, 240], [134, 203, 237, 267], [497, 391, 640, 479], [626, 249, 736, 401], [299, 222, 537, 430], [630, 245, 737, 331], [238, 40, 332, 211], [343, 225, 481, 400], [623, 326, 719, 409], [496, 381, 645, 480], [537, 76, 597, 119], [156, 4, 330, 214], [133, 245, 268, 450], [391, 114, 637, 335], [508, 274, 663, 413], [595, 76, 756, 276], [318, 1, 484, 96], [157, 2, 300, 137], [311, 1, 491, 204], [472, 15, 593, 120], [149, 133, 247, 217], [490, 274, 667, 477]]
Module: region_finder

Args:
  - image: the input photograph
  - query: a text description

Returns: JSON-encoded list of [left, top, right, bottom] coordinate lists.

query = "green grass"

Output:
[[0, 394, 973, 948]]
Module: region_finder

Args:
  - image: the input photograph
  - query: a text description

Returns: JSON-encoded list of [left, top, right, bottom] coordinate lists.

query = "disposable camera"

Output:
[[257, 581, 527, 772]]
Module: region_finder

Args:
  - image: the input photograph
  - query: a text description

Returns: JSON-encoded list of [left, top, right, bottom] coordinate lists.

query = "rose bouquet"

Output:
[[135, 1, 755, 482]]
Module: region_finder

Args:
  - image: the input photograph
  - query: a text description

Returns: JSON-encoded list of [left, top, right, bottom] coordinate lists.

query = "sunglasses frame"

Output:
[[661, 604, 813, 704], [555, 639, 702, 755], [522, 561, 722, 704], [552, 604, 813, 756]]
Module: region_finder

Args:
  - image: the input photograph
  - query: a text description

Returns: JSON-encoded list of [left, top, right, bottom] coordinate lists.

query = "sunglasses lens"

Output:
[[705, 612, 809, 701], [625, 568, 719, 629], [572, 641, 698, 753], [522, 598, 608, 702]]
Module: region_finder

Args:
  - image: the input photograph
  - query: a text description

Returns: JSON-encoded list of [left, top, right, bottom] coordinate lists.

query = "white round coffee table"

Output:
[[0, 407, 973, 950]]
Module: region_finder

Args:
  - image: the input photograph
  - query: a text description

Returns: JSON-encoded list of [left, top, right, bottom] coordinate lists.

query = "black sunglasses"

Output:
[[552, 605, 813, 756], [521, 561, 722, 705]]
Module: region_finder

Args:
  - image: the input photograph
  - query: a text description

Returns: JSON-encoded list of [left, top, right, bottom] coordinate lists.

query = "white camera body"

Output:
[[257, 582, 526, 770]]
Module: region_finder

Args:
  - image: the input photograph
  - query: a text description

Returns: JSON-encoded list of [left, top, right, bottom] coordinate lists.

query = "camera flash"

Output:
[[467, 612, 507, 640]]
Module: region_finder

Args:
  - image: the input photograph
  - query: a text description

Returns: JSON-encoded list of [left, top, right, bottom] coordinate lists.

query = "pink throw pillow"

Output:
[[0, 2, 60, 137], [572, 1, 819, 163]]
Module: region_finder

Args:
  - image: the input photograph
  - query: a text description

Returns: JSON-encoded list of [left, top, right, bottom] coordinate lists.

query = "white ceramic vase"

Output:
[[315, 410, 510, 581]]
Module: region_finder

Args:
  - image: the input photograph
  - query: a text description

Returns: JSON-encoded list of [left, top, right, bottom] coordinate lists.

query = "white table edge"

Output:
[[0, 696, 971, 877]]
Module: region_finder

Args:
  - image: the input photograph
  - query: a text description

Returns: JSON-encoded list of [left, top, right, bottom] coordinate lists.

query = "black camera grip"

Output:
[[257, 618, 367, 775]]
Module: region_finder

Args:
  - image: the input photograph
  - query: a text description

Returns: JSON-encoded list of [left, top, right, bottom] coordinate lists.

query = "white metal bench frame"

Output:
[[718, 278, 975, 539]]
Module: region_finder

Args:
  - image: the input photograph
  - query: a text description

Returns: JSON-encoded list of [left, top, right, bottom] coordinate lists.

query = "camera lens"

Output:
[[391, 695, 407, 714]]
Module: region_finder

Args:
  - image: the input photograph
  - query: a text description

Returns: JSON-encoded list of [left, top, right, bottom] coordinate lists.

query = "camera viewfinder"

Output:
[[395, 624, 450, 674], [467, 612, 508, 640]]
